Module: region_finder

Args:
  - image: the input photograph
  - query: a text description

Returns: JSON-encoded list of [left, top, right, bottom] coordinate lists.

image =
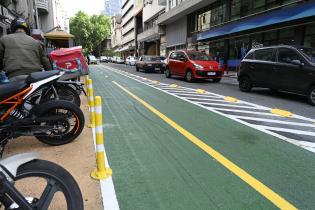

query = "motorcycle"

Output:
[[0, 153, 83, 209], [0, 71, 85, 156]]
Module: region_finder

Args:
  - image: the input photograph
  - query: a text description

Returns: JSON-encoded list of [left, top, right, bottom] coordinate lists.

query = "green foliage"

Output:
[[70, 11, 111, 54]]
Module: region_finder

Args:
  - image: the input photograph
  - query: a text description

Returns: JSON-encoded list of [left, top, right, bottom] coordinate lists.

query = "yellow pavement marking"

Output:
[[271, 109, 293, 118], [224, 96, 239, 103], [112, 81, 297, 210], [196, 89, 206, 94], [170, 84, 178, 88], [152, 81, 159, 85]]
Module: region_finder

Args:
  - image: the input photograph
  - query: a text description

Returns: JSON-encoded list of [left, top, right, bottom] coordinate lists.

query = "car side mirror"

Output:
[[291, 60, 304, 66]]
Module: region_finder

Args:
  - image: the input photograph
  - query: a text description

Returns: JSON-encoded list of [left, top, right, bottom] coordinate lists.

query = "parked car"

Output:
[[165, 50, 222, 82], [126, 56, 137, 65], [100, 56, 108, 62], [88, 55, 97, 65], [238, 45, 315, 105], [116, 57, 125, 64], [111, 56, 117, 63], [136, 55, 166, 73]]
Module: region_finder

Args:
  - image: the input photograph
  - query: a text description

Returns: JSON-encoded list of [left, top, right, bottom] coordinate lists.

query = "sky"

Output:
[[61, 0, 105, 17]]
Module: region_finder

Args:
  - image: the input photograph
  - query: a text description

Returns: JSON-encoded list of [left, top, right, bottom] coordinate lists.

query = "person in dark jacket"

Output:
[[0, 18, 51, 78]]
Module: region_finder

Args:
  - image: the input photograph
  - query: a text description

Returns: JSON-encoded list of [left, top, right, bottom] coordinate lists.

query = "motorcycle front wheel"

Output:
[[34, 100, 85, 146], [11, 159, 84, 210]]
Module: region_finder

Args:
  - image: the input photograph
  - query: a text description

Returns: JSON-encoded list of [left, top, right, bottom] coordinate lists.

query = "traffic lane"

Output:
[[103, 63, 315, 119], [92, 65, 315, 209], [90, 66, 276, 209]]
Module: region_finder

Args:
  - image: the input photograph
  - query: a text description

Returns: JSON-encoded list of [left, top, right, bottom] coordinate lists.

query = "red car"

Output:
[[165, 50, 223, 82]]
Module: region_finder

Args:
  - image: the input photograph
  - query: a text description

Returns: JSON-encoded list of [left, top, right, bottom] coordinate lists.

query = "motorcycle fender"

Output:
[[0, 153, 40, 177]]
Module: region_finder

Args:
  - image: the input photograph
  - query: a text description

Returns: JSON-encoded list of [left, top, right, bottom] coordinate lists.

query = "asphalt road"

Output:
[[101, 62, 315, 119], [89, 64, 315, 210]]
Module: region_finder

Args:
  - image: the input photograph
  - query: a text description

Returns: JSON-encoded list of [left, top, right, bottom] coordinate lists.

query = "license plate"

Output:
[[155, 67, 160, 70], [207, 72, 216, 76]]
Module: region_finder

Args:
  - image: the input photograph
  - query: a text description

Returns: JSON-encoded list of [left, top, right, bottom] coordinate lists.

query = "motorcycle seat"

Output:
[[0, 80, 28, 102], [25, 70, 60, 84]]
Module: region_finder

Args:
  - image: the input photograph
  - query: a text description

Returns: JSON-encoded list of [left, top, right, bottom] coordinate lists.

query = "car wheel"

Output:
[[239, 76, 252, 92], [213, 78, 221, 83], [136, 66, 139, 72], [307, 86, 315, 106], [165, 68, 171, 78], [185, 71, 194, 82]]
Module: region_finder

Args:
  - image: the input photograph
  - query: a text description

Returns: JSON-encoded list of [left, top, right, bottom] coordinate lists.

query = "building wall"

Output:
[[121, 0, 136, 55], [143, 0, 165, 23], [111, 15, 122, 49]]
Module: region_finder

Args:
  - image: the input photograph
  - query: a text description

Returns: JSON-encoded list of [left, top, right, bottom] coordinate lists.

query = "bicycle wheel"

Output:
[[13, 159, 83, 210]]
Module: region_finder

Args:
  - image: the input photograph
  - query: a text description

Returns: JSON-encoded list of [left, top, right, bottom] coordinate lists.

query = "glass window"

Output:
[[244, 51, 254, 59], [278, 28, 295, 45], [253, 0, 265, 13], [278, 48, 300, 63], [176, 52, 186, 60], [266, 0, 281, 9], [240, 0, 251, 17], [263, 31, 277, 46], [170, 52, 177, 59], [304, 24, 315, 48], [187, 52, 212, 61], [255, 48, 275, 61], [231, 0, 240, 20]]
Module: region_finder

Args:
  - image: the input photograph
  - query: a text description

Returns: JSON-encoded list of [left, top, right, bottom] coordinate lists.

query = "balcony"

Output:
[[36, 0, 48, 14], [137, 25, 160, 42]]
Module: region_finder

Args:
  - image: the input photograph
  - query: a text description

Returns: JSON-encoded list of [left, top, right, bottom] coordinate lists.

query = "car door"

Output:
[[251, 48, 276, 88], [168, 52, 178, 75], [176, 52, 187, 77], [138, 56, 143, 68], [275, 48, 311, 93]]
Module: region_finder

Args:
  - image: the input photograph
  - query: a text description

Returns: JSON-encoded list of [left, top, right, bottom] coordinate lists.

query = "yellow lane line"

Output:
[[112, 81, 297, 210]]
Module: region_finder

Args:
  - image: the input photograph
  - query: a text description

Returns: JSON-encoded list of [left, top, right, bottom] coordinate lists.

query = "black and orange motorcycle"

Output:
[[0, 71, 85, 155]]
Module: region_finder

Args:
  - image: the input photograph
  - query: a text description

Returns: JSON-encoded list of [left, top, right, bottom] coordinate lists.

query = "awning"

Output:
[[44, 30, 74, 40], [197, 2, 315, 41]]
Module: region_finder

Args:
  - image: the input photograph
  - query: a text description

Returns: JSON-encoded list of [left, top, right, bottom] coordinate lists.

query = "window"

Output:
[[240, 0, 251, 17], [278, 48, 300, 64], [304, 24, 315, 48], [244, 51, 254, 59], [278, 28, 295, 45], [253, 0, 265, 12], [176, 52, 186, 60], [255, 48, 275, 61], [170, 52, 177, 60], [231, 0, 240, 20]]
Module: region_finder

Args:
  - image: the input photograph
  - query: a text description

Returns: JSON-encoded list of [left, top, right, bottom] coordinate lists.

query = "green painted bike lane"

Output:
[[90, 66, 315, 210]]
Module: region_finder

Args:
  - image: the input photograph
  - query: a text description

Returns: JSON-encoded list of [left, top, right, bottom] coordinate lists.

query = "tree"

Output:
[[70, 11, 111, 55]]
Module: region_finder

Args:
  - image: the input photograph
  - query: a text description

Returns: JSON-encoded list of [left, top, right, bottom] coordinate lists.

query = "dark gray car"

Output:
[[238, 45, 315, 105]]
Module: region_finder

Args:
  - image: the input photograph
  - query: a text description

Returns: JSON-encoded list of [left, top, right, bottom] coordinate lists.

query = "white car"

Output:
[[100, 56, 108, 62], [125, 56, 137, 66], [116, 57, 124, 64], [88, 55, 97, 65]]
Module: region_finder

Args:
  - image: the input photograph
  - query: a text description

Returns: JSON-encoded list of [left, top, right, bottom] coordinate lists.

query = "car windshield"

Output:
[[298, 47, 315, 63], [187, 52, 212, 61], [144, 56, 161, 61], [89, 56, 96, 60]]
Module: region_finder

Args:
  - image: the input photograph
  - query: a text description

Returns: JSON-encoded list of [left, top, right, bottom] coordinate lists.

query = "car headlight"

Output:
[[193, 64, 204, 69]]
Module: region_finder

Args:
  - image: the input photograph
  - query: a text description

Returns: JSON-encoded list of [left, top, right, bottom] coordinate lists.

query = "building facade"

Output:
[[105, 0, 122, 17], [137, 0, 166, 56], [121, 0, 136, 58], [111, 15, 123, 51], [158, 0, 315, 70]]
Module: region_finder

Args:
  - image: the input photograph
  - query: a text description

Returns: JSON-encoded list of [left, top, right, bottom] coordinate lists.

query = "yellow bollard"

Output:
[[85, 75, 89, 93], [87, 79, 95, 128], [91, 96, 112, 180]]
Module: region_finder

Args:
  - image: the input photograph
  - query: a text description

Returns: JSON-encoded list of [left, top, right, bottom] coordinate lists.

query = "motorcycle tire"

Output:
[[42, 85, 81, 107], [34, 100, 84, 146], [14, 159, 83, 210]]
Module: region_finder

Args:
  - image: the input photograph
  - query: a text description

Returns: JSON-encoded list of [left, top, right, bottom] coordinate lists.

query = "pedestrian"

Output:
[[0, 18, 51, 79]]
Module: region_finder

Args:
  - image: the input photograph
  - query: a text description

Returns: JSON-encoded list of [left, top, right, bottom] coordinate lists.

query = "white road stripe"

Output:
[[254, 125, 315, 137], [229, 115, 315, 128], [199, 102, 266, 109], [208, 108, 279, 116]]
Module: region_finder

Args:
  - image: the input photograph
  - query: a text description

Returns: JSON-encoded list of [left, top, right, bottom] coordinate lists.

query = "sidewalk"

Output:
[[3, 95, 103, 209]]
